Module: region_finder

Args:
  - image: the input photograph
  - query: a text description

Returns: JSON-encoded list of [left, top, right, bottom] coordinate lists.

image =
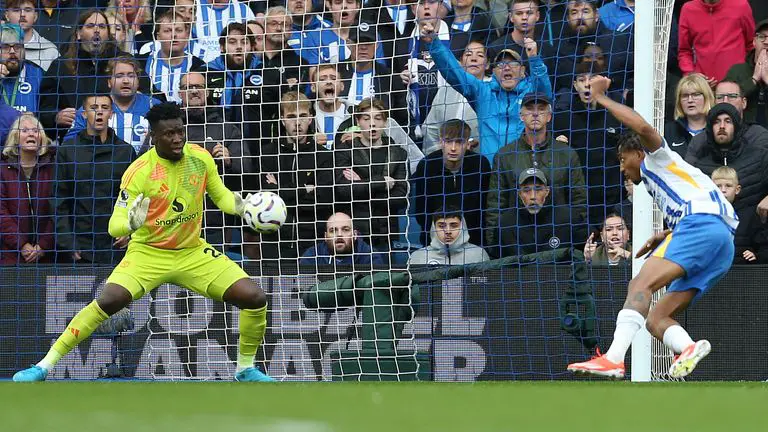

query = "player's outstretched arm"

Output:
[[589, 75, 663, 153]]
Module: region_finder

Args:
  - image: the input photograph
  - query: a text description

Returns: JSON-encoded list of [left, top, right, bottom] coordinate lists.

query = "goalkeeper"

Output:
[[14, 103, 274, 382]]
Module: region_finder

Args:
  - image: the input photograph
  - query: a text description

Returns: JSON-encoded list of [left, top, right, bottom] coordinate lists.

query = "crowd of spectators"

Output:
[[0, 0, 767, 269]]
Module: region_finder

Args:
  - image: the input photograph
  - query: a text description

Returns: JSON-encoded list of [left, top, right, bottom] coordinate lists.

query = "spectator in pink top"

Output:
[[678, 0, 755, 87]]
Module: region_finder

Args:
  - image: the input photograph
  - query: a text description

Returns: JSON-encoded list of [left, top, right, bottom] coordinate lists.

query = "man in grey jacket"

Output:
[[408, 208, 489, 265]]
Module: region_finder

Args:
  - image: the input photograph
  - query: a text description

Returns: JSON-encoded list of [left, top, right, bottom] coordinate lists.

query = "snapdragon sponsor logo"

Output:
[[155, 212, 200, 226]]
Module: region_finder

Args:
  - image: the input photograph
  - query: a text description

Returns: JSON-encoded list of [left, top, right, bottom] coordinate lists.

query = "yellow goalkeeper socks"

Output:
[[37, 300, 110, 370], [237, 305, 267, 372]]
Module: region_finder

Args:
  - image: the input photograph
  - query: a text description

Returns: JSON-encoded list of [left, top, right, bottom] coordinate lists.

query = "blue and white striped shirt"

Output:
[[142, 41, 203, 102], [193, 0, 255, 62], [640, 139, 739, 232], [65, 93, 161, 153]]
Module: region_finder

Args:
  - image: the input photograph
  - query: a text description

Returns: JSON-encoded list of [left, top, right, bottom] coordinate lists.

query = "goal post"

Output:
[[631, 0, 678, 382]]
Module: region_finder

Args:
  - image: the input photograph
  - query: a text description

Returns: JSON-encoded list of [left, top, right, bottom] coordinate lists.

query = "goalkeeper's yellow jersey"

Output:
[[108, 144, 237, 250]]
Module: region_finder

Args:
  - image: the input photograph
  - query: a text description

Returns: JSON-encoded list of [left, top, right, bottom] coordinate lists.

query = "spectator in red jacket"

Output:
[[0, 113, 55, 265], [678, 0, 755, 86]]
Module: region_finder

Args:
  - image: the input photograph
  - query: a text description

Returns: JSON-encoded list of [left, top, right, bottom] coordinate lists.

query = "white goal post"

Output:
[[631, 0, 678, 382]]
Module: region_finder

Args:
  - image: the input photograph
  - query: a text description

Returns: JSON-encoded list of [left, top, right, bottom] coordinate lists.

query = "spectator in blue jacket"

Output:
[[423, 21, 552, 162], [0, 23, 44, 114], [300, 212, 385, 267], [598, 0, 635, 33]]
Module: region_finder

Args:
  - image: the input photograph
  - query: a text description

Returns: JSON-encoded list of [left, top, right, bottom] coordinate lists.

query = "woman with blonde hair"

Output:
[[664, 73, 716, 157], [0, 113, 55, 265]]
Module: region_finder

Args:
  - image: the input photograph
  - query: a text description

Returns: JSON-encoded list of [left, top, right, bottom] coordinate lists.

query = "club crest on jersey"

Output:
[[250, 75, 263, 86], [18, 82, 31, 94], [548, 236, 561, 249], [134, 124, 147, 136], [360, 22, 370, 32]]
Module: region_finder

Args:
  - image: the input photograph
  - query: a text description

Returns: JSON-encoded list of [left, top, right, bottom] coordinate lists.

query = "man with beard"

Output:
[[39, 10, 150, 142], [260, 91, 334, 263], [178, 71, 249, 251], [499, 167, 587, 257], [3, 0, 59, 72], [0, 24, 44, 113], [64, 57, 161, 154], [685, 102, 768, 220], [299, 212, 384, 267], [142, 11, 206, 103], [192, 0, 255, 62], [204, 22, 261, 122]]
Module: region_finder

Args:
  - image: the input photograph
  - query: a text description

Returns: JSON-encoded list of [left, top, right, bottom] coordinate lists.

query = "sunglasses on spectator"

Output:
[[495, 60, 522, 69]]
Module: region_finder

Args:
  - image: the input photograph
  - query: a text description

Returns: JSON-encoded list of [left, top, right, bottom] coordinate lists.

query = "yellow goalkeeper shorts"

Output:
[[106, 241, 250, 301]]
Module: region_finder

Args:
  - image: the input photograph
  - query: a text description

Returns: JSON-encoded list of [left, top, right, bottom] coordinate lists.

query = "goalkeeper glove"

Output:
[[234, 192, 253, 218], [128, 193, 151, 232]]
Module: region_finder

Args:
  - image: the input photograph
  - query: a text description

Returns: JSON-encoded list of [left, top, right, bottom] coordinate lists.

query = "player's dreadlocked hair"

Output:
[[146, 102, 184, 131], [616, 131, 644, 154]]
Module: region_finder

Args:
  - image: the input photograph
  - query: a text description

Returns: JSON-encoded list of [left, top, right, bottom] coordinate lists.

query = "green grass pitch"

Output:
[[2, 381, 766, 431]]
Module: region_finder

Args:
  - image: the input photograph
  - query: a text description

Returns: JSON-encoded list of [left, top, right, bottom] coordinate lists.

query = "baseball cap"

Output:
[[757, 19, 768, 33], [349, 22, 377, 44], [0, 24, 23, 45], [518, 167, 548, 186], [521, 92, 552, 107], [494, 48, 522, 64]]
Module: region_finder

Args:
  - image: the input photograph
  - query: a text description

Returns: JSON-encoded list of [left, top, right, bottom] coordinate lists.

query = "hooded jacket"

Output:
[[0, 153, 56, 265], [685, 103, 768, 210], [55, 129, 135, 264], [428, 37, 553, 162], [408, 218, 489, 265], [299, 237, 385, 266], [678, 0, 755, 82], [25, 30, 59, 73]]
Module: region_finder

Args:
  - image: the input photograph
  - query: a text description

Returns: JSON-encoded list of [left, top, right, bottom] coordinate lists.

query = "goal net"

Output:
[[0, 0, 679, 382]]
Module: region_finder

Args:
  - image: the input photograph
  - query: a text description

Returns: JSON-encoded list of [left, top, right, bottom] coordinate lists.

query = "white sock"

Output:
[[236, 353, 255, 373], [662, 325, 695, 354], [605, 309, 645, 363]]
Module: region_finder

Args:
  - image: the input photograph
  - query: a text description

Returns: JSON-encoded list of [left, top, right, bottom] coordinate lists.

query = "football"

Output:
[[243, 191, 287, 233]]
